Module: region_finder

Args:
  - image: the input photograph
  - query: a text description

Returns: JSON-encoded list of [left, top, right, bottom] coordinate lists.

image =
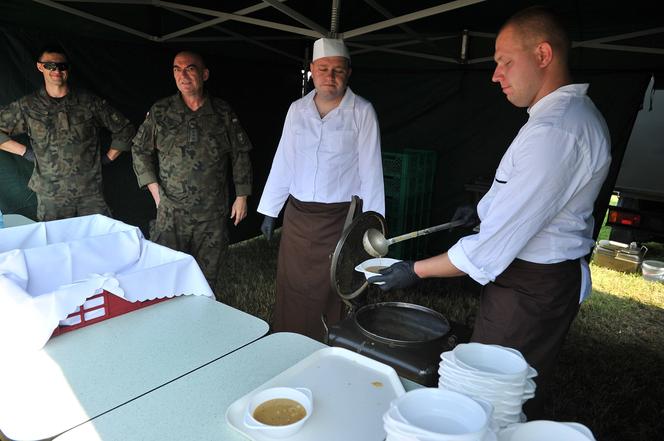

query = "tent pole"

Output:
[[330, 0, 340, 38], [302, 47, 311, 97]]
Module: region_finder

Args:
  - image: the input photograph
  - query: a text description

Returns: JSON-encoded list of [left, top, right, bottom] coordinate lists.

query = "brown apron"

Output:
[[471, 258, 581, 419], [273, 196, 350, 341]]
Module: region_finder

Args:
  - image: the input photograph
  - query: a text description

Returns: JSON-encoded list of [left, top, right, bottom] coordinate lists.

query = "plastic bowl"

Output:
[[355, 258, 401, 283], [509, 420, 594, 441], [390, 388, 491, 438], [642, 260, 664, 282], [243, 387, 313, 438]]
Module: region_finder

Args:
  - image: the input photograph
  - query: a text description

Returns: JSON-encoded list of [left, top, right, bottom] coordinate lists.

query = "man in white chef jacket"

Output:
[[370, 6, 611, 418], [257, 38, 385, 341]]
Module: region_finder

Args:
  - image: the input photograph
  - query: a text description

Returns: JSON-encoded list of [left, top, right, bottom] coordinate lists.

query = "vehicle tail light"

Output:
[[608, 209, 641, 227]]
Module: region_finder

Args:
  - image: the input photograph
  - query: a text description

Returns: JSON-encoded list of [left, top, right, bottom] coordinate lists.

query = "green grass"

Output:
[[219, 227, 664, 441]]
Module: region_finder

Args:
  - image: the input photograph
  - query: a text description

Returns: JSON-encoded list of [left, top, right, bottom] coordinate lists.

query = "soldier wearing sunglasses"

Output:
[[0, 44, 134, 221]]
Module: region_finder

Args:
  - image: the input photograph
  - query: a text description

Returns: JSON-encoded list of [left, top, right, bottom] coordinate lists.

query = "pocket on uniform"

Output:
[[25, 109, 51, 144], [68, 112, 96, 140]]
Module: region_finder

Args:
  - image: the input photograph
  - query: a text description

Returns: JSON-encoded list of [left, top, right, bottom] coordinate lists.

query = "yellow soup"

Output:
[[253, 398, 307, 426]]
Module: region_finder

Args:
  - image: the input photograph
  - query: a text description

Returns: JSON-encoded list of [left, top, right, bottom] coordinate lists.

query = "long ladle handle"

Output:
[[386, 220, 465, 246]]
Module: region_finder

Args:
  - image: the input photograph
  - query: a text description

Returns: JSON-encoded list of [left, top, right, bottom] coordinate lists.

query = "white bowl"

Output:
[[243, 387, 313, 438], [642, 260, 664, 282], [453, 344, 536, 380], [508, 420, 594, 441], [355, 258, 402, 283], [389, 388, 491, 440]]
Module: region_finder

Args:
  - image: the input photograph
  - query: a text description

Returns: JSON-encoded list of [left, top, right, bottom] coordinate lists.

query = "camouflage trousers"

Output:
[[151, 204, 229, 294], [36, 192, 111, 221]]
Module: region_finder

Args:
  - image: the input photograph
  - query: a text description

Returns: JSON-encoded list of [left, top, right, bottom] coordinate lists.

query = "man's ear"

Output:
[[36, 62, 43, 73], [536, 42, 553, 68], [203, 68, 210, 82]]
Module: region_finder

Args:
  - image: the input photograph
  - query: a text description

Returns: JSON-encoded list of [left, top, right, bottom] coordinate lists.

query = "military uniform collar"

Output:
[[174, 92, 215, 115], [37, 87, 77, 104]]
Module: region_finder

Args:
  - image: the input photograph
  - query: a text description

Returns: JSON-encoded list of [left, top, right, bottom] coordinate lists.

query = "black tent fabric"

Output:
[[0, 0, 657, 246]]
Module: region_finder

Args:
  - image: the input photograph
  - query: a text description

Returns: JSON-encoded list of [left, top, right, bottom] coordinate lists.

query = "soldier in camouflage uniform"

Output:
[[0, 45, 134, 221], [132, 51, 253, 292]]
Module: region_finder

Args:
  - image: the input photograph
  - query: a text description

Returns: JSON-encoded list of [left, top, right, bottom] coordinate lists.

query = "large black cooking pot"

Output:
[[325, 207, 463, 386]]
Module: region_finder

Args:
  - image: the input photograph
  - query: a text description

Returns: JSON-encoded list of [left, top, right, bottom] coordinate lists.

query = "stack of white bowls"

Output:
[[438, 343, 537, 428], [383, 388, 497, 441]]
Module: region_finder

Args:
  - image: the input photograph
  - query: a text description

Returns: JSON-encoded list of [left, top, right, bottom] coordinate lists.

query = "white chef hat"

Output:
[[312, 38, 350, 62]]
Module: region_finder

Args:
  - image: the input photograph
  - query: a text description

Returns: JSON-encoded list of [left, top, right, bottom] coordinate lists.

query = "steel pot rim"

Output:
[[353, 301, 450, 346]]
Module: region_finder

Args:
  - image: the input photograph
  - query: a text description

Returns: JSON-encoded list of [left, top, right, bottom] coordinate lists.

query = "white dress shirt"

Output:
[[448, 84, 611, 295], [257, 88, 385, 217]]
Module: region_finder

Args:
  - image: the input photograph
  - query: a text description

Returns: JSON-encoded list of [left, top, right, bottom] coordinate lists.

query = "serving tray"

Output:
[[226, 346, 405, 441]]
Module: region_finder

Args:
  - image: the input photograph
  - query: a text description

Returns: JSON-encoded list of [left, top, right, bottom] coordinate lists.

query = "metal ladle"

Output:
[[362, 220, 465, 257]]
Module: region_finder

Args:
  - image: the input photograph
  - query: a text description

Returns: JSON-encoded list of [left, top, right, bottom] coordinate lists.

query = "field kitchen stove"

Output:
[[324, 200, 466, 386]]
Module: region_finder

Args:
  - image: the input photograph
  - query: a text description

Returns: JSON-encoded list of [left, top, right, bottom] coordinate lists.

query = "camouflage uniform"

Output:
[[0, 88, 134, 221], [132, 93, 253, 291]]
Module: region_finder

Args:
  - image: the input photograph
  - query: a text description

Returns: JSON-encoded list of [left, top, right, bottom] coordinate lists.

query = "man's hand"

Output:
[[451, 204, 479, 229], [261, 216, 277, 240], [101, 153, 113, 165], [230, 196, 248, 226], [367, 260, 420, 291], [22, 146, 36, 162]]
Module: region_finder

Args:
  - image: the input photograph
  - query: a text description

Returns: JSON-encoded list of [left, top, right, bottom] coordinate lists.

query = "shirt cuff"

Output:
[[110, 140, 131, 152], [447, 241, 494, 286], [235, 184, 252, 197], [0, 133, 12, 145], [136, 172, 158, 189]]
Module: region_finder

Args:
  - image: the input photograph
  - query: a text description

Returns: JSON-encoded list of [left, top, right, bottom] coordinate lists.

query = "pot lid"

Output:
[[330, 210, 387, 301]]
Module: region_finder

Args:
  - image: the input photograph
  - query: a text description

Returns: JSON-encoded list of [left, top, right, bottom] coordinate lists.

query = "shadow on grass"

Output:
[[220, 234, 664, 441], [549, 290, 664, 441]]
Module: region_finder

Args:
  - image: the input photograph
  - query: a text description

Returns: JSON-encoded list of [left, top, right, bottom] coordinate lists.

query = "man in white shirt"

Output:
[[370, 7, 610, 417], [258, 38, 384, 341]]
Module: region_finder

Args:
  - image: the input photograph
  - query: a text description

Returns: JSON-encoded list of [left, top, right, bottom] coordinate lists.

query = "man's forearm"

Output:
[[414, 252, 466, 279], [107, 147, 123, 161], [0, 139, 27, 156], [147, 182, 161, 208]]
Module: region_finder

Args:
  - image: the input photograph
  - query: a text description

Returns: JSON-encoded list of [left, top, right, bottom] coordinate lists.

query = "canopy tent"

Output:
[[1, 0, 661, 251]]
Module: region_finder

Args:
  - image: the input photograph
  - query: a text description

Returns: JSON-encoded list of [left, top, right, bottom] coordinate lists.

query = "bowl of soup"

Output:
[[355, 258, 402, 284], [243, 387, 313, 438]]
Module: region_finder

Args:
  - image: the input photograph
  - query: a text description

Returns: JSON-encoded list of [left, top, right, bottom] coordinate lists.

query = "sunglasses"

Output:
[[38, 61, 69, 72]]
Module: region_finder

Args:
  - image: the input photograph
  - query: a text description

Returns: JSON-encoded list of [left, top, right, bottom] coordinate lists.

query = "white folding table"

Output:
[[0, 295, 269, 441], [53, 332, 420, 441], [1, 214, 35, 228]]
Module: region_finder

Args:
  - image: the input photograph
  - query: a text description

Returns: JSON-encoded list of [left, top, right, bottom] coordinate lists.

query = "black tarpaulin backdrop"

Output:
[[0, 25, 650, 253]]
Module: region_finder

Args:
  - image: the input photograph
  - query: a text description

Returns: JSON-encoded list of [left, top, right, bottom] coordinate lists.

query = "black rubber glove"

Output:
[[261, 215, 277, 241], [101, 153, 113, 165], [451, 204, 479, 229], [22, 147, 35, 162], [367, 260, 420, 291]]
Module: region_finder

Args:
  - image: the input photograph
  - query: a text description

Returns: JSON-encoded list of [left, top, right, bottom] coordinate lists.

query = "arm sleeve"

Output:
[[225, 108, 253, 197], [256, 105, 296, 217], [94, 98, 135, 151], [448, 125, 586, 284], [131, 111, 159, 188], [0, 100, 27, 145], [356, 102, 385, 215]]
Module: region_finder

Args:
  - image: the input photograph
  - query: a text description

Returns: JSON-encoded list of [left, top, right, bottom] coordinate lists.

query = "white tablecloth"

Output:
[[0, 215, 213, 353]]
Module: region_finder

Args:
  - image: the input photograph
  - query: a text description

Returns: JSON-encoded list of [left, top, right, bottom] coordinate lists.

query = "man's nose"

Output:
[[491, 66, 502, 83]]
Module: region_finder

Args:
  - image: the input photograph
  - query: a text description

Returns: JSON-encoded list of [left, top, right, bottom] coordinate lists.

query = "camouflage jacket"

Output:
[[0, 88, 134, 197], [132, 93, 253, 218]]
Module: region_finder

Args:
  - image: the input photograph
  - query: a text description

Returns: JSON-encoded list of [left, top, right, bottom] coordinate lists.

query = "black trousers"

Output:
[[471, 258, 581, 419]]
